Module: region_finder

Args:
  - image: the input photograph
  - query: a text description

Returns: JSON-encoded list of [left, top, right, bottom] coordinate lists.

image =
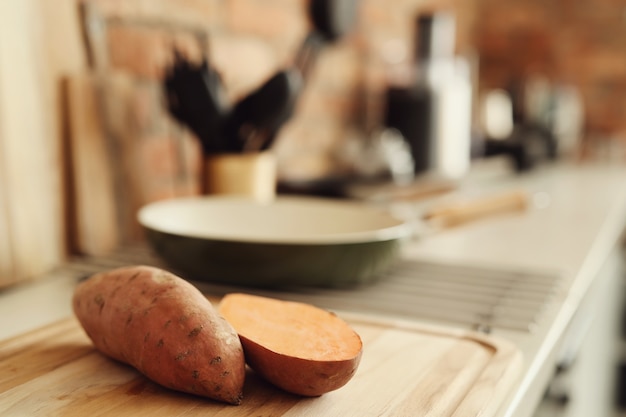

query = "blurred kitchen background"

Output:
[[0, 0, 625, 413], [2, 0, 625, 283]]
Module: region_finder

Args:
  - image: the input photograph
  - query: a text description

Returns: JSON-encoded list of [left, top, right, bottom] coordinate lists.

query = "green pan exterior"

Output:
[[145, 228, 403, 288]]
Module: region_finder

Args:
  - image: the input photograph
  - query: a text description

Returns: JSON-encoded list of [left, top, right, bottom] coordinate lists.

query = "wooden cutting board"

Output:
[[0, 313, 521, 417]]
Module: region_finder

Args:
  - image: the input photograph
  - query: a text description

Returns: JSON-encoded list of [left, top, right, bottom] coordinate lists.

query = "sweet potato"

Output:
[[72, 265, 245, 405], [218, 293, 362, 397]]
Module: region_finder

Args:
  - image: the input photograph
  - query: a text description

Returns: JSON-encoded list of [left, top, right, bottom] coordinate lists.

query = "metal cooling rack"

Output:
[[60, 244, 565, 333]]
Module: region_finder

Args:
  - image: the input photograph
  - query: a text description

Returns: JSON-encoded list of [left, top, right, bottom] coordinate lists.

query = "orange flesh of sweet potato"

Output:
[[72, 265, 245, 405], [218, 293, 362, 397]]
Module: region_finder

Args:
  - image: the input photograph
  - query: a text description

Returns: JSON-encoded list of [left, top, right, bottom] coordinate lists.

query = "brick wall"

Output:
[[475, 0, 626, 150], [82, 0, 476, 192], [81, 0, 626, 195]]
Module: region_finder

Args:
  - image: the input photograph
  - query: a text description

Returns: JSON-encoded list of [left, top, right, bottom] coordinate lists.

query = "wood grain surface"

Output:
[[0, 312, 522, 417], [64, 73, 119, 256]]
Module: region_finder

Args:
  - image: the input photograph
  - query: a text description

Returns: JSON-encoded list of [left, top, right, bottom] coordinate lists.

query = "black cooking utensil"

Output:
[[224, 70, 303, 152], [296, 0, 358, 78], [310, 0, 358, 42], [164, 1, 359, 154], [164, 52, 231, 153], [223, 0, 360, 151]]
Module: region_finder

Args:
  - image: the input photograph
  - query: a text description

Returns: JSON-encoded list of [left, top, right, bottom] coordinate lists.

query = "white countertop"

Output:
[[404, 161, 626, 417], [1, 159, 626, 417]]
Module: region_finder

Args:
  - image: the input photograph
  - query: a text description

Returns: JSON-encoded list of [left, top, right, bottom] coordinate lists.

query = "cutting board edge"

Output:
[[339, 310, 523, 355]]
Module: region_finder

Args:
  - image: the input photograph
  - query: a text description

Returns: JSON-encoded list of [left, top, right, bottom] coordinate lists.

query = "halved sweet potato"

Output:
[[219, 293, 362, 396]]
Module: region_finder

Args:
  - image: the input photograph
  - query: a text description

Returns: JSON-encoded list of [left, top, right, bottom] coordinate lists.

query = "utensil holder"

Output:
[[203, 152, 277, 202]]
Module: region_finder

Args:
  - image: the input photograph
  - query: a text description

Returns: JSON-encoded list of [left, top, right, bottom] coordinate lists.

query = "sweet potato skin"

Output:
[[240, 335, 361, 397], [72, 265, 245, 405]]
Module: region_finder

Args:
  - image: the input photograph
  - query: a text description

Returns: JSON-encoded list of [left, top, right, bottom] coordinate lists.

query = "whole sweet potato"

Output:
[[219, 293, 363, 397], [72, 265, 245, 405]]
